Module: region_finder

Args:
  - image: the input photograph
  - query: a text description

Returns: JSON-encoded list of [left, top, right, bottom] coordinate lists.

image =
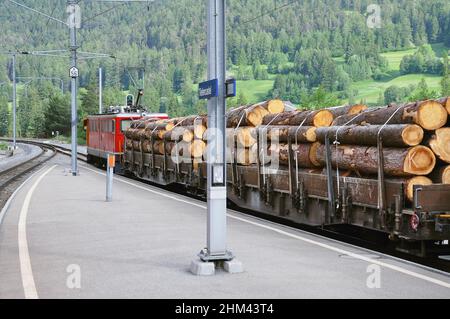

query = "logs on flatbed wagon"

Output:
[[427, 128, 450, 163], [226, 99, 285, 128], [326, 104, 368, 117], [332, 100, 448, 130], [261, 104, 367, 128], [225, 127, 257, 148], [176, 115, 208, 127], [260, 99, 285, 114], [314, 144, 436, 176], [262, 109, 334, 127], [191, 140, 206, 158], [258, 126, 317, 143], [124, 97, 448, 191], [265, 142, 321, 168], [236, 146, 258, 165], [315, 124, 424, 147]]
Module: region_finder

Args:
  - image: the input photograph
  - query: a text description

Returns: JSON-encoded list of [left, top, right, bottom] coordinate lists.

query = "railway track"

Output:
[[3, 139, 449, 273], [0, 138, 88, 162], [0, 142, 57, 210], [0, 143, 57, 189], [0, 139, 87, 212]]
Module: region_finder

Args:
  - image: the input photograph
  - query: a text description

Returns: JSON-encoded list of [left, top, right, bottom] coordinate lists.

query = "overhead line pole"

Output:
[[191, 0, 242, 276], [0, 51, 38, 150], [99, 67, 103, 114], [12, 53, 17, 150], [203, 0, 229, 262], [6, 0, 140, 176], [68, 0, 79, 176]]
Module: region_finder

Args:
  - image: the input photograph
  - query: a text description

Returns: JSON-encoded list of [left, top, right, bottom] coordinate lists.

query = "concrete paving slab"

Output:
[[0, 156, 449, 299]]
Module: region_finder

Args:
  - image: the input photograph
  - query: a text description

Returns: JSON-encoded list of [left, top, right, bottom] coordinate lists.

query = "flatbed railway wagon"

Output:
[[123, 150, 450, 257], [122, 99, 450, 257]]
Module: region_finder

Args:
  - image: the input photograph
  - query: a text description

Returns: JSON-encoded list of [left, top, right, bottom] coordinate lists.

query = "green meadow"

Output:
[[235, 43, 448, 105]]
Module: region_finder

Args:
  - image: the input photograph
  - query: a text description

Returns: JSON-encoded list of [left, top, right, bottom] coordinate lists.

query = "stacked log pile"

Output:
[[225, 99, 286, 165], [124, 115, 207, 162], [125, 99, 287, 165], [258, 98, 449, 201], [125, 96, 450, 202]]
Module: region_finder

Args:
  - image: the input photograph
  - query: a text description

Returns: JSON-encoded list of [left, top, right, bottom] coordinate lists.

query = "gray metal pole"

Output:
[[200, 0, 230, 261], [99, 67, 102, 114], [12, 54, 17, 150], [69, 0, 78, 176]]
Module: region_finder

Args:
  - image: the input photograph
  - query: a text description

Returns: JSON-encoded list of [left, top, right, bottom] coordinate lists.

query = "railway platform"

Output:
[[0, 143, 42, 172], [0, 158, 449, 299]]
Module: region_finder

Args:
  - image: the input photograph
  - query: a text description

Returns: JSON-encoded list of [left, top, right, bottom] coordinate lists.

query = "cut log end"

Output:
[[237, 127, 256, 148], [401, 124, 424, 146], [406, 176, 432, 202], [428, 128, 450, 163], [417, 100, 448, 130], [403, 145, 436, 176], [194, 125, 206, 140], [313, 110, 334, 127], [247, 106, 266, 127], [443, 97, 450, 115], [267, 99, 285, 114], [442, 166, 450, 184], [309, 142, 322, 167], [182, 130, 194, 143], [191, 140, 206, 158], [236, 148, 257, 165], [305, 127, 317, 142], [348, 104, 368, 115]]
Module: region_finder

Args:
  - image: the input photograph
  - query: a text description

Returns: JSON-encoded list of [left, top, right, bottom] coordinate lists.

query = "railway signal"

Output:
[[126, 94, 134, 107]]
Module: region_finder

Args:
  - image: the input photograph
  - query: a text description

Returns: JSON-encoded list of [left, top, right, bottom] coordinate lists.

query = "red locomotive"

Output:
[[84, 90, 168, 170]]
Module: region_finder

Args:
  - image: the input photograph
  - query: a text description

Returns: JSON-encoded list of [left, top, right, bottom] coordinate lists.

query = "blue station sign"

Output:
[[198, 79, 218, 100]]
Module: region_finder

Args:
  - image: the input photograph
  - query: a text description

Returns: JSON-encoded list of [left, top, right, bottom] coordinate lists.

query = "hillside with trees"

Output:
[[0, 0, 450, 141]]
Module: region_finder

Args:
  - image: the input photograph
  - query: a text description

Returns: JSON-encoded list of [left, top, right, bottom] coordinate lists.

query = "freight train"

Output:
[[85, 90, 168, 171], [87, 97, 450, 257]]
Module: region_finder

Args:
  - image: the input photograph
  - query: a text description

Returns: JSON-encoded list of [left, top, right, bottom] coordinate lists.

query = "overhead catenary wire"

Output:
[[82, 1, 128, 25], [3, 0, 308, 99], [237, 0, 302, 27]]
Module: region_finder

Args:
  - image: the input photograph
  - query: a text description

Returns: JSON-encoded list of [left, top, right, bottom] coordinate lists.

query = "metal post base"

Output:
[[198, 248, 234, 262], [190, 259, 215, 276], [69, 169, 79, 176], [190, 258, 244, 276]]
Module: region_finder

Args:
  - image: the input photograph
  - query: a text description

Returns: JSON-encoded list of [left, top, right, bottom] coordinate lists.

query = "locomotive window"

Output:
[[112, 120, 115, 133], [121, 120, 132, 132]]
